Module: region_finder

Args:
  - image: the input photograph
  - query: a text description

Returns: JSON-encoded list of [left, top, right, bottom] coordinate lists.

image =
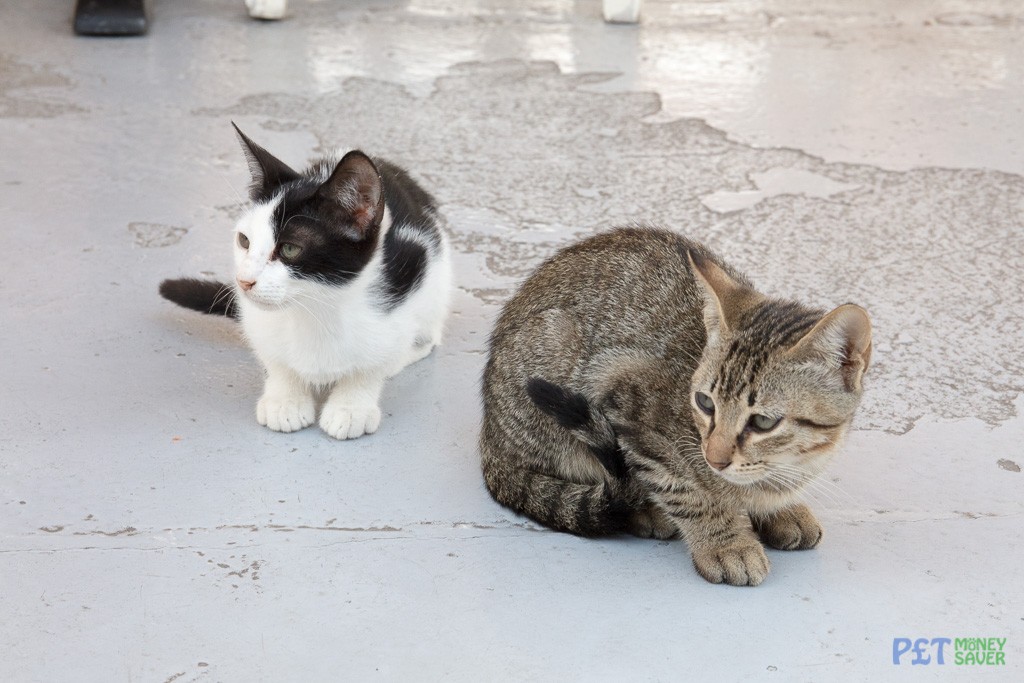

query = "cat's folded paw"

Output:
[[629, 505, 680, 540], [690, 535, 770, 586], [319, 404, 382, 440], [257, 394, 315, 433], [751, 504, 823, 550]]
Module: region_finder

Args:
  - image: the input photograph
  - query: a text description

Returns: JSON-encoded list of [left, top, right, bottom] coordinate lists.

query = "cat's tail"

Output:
[[524, 377, 627, 479], [480, 451, 632, 537], [159, 278, 238, 319], [480, 378, 631, 537]]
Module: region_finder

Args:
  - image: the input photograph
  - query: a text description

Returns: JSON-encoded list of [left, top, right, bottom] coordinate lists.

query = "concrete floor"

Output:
[[2, 1, 1022, 680]]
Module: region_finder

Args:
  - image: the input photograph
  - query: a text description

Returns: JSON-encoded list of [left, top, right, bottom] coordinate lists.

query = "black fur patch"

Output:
[[377, 160, 441, 249], [373, 160, 442, 309], [526, 377, 627, 479], [526, 377, 591, 430], [379, 237, 427, 306], [269, 176, 378, 286], [159, 278, 237, 318], [591, 442, 628, 480]]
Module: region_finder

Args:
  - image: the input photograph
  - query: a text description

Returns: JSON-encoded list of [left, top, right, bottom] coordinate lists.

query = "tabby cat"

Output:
[[480, 227, 871, 586]]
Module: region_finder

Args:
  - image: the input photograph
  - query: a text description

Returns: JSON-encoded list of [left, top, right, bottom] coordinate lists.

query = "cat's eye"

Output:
[[748, 414, 782, 433], [694, 392, 715, 415], [237, 232, 250, 250], [279, 242, 302, 260]]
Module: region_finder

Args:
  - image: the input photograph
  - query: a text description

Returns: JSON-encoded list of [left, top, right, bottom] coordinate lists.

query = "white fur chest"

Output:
[[238, 284, 413, 386]]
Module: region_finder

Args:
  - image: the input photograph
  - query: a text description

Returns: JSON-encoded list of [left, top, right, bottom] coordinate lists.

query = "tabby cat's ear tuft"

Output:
[[687, 249, 762, 341], [788, 303, 873, 392], [317, 151, 384, 237], [231, 122, 301, 202]]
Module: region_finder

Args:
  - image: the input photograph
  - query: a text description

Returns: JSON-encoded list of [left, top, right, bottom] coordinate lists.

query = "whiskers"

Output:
[[209, 284, 237, 316], [763, 462, 857, 510], [286, 290, 333, 337], [667, 431, 703, 461]]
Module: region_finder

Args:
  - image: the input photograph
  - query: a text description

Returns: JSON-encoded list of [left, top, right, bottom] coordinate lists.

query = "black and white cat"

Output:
[[160, 125, 452, 439]]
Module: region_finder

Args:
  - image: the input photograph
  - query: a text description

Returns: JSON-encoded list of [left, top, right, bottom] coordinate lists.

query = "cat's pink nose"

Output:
[[704, 435, 732, 471], [237, 278, 256, 291]]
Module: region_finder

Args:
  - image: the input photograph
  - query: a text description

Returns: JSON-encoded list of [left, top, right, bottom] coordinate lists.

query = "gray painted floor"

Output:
[[2, 1, 1022, 680]]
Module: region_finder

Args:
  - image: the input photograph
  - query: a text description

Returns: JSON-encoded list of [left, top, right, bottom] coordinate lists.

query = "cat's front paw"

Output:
[[751, 504, 823, 550], [690, 535, 770, 586], [319, 403, 382, 440], [256, 393, 315, 433]]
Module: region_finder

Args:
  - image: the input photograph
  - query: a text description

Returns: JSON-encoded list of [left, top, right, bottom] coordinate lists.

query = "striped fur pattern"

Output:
[[480, 227, 872, 585]]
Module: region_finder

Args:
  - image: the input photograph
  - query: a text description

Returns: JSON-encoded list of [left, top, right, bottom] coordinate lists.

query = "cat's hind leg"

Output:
[[387, 326, 443, 378], [257, 362, 315, 433], [405, 333, 439, 367], [319, 371, 386, 440]]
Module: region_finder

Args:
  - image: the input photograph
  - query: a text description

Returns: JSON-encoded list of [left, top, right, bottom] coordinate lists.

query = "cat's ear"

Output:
[[317, 151, 385, 236], [232, 122, 301, 201], [687, 249, 762, 342], [787, 304, 872, 392]]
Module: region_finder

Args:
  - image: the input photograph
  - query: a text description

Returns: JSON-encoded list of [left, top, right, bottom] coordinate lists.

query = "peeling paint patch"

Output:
[[997, 458, 1020, 472], [0, 53, 86, 118], [129, 222, 189, 248], [702, 168, 860, 213]]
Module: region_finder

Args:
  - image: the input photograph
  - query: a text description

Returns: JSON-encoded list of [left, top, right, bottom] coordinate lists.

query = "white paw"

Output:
[[245, 0, 287, 20], [319, 403, 382, 440], [256, 393, 314, 432]]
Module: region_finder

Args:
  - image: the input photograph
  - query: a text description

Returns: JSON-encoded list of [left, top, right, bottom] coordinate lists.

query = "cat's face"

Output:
[[232, 201, 297, 309], [687, 252, 872, 488], [230, 124, 384, 310]]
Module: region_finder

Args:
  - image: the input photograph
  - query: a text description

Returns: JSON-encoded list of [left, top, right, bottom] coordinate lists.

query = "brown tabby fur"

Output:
[[480, 227, 871, 586]]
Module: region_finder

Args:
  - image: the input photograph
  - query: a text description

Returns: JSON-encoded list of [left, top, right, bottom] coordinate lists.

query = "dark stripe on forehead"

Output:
[[712, 300, 825, 398], [723, 338, 741, 365], [773, 311, 821, 347], [744, 301, 778, 332]]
